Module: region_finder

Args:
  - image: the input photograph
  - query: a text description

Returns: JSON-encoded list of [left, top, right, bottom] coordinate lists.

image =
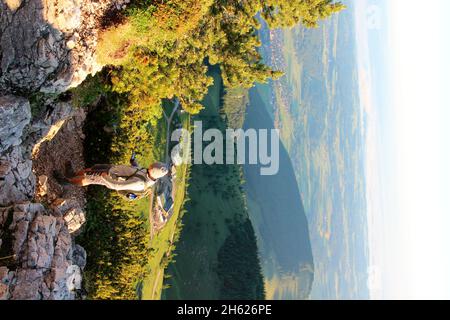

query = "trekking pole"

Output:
[[0, 254, 16, 261]]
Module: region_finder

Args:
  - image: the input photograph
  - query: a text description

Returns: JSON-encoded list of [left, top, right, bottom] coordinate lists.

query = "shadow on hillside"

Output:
[[243, 89, 315, 299]]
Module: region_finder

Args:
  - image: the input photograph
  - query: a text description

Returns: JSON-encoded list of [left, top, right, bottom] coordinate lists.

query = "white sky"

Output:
[[357, 0, 450, 299]]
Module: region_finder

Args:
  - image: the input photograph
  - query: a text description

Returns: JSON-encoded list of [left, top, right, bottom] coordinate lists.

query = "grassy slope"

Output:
[[162, 66, 264, 300]]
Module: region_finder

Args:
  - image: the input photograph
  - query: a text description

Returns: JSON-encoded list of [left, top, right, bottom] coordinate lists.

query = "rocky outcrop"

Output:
[[0, 145, 35, 206], [0, 0, 130, 301], [0, 96, 32, 153], [29, 101, 77, 157], [0, 96, 35, 206], [0, 0, 128, 94], [0, 95, 87, 300], [0, 203, 86, 300], [30, 102, 87, 206], [0, 96, 77, 207], [53, 199, 86, 235]]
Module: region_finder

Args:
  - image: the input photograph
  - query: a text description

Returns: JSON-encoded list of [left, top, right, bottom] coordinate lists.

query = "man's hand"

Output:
[[127, 193, 138, 200]]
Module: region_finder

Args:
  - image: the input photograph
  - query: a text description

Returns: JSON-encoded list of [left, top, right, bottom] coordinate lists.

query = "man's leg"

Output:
[[68, 169, 111, 187], [67, 170, 91, 186]]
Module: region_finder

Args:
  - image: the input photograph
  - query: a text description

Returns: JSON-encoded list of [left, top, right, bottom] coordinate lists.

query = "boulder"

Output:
[[63, 208, 86, 234], [71, 244, 87, 270], [30, 101, 74, 157], [0, 146, 35, 207], [37, 175, 49, 197], [0, 96, 31, 153], [1, 202, 84, 300], [0, 95, 35, 206], [51, 198, 86, 234]]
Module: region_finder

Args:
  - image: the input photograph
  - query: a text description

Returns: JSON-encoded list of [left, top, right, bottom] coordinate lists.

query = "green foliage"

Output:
[[70, 75, 108, 109], [98, 0, 344, 115], [221, 87, 250, 129], [110, 46, 212, 117], [260, 0, 346, 28], [80, 190, 150, 300], [28, 92, 60, 117], [217, 219, 265, 300]]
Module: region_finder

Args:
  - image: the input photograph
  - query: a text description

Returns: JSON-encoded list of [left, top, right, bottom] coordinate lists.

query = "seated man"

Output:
[[57, 153, 168, 200]]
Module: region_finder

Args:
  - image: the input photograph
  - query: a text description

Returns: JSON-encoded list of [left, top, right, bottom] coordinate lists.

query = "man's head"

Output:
[[148, 162, 169, 180]]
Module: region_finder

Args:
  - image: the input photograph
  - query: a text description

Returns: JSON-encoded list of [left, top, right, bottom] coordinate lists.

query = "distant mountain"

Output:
[[243, 89, 315, 300], [251, 0, 370, 299]]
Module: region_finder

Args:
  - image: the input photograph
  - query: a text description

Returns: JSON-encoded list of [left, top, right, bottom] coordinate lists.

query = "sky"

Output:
[[355, 0, 450, 299]]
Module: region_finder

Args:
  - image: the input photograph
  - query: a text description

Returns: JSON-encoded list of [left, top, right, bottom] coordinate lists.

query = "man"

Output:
[[57, 153, 168, 200]]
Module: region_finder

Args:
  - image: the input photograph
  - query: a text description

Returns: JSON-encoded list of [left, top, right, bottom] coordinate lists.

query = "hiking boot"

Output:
[[65, 161, 76, 178], [53, 170, 71, 186]]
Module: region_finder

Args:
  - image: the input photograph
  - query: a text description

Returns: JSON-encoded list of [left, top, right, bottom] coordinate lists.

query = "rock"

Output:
[[9, 269, 43, 300], [50, 191, 87, 237], [0, 282, 9, 300], [1, 202, 84, 300], [63, 208, 86, 234], [0, 145, 36, 206], [0, 160, 11, 177], [0, 96, 86, 205], [65, 265, 82, 292], [71, 244, 87, 270], [0, 96, 31, 153], [0, 96, 88, 300], [30, 101, 74, 157], [0, 0, 124, 94], [0, 96, 35, 206], [0, 147, 35, 206], [37, 175, 49, 197], [4, 0, 22, 11], [52, 198, 82, 215], [0, 0, 124, 300]]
